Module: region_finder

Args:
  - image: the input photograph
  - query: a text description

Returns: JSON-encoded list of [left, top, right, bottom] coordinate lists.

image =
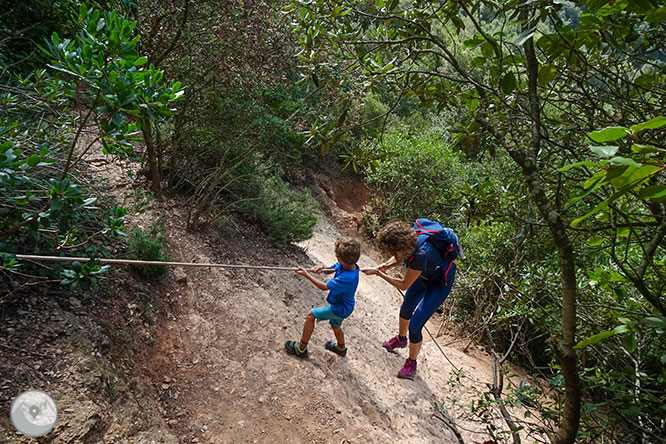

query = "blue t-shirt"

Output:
[[325, 262, 359, 318], [408, 239, 448, 285]]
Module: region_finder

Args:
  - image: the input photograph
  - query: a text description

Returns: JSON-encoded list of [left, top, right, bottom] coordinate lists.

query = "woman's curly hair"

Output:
[[376, 221, 417, 259]]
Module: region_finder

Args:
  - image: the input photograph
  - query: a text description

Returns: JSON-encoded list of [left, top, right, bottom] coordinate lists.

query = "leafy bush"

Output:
[[0, 5, 177, 291], [362, 131, 469, 228], [240, 165, 318, 247], [360, 94, 390, 138], [125, 222, 171, 280]]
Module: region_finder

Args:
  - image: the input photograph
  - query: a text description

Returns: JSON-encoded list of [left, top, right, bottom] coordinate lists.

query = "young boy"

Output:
[[285, 237, 361, 358]]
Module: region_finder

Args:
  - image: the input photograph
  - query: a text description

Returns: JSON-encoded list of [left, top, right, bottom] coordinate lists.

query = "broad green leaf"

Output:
[[617, 226, 630, 237], [537, 64, 557, 85], [631, 144, 659, 154], [465, 98, 479, 111], [583, 170, 605, 189], [470, 56, 486, 68], [501, 72, 516, 94], [630, 116, 666, 133], [646, 5, 666, 23], [633, 73, 656, 90], [638, 186, 666, 200], [630, 0, 655, 13], [134, 56, 148, 66], [587, 127, 628, 143], [590, 145, 618, 157], [463, 36, 485, 49], [586, 235, 604, 246], [598, 0, 628, 17], [558, 160, 597, 172], [566, 174, 604, 208], [570, 200, 608, 227], [609, 165, 659, 189], [26, 154, 41, 167], [613, 325, 630, 334], [621, 333, 636, 353], [515, 27, 537, 46], [643, 317, 666, 328], [574, 330, 615, 349], [609, 156, 641, 168]]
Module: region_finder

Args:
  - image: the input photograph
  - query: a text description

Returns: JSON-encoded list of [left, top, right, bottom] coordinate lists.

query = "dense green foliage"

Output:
[[287, 0, 666, 442], [125, 222, 171, 280], [0, 5, 176, 293], [2, 0, 321, 302]]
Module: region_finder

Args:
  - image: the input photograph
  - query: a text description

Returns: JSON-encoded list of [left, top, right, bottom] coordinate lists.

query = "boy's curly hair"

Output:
[[335, 237, 361, 264], [376, 221, 417, 259]]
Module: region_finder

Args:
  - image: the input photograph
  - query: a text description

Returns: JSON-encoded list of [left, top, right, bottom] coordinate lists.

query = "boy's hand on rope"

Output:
[[296, 266, 310, 277], [361, 267, 379, 276], [311, 265, 323, 274]]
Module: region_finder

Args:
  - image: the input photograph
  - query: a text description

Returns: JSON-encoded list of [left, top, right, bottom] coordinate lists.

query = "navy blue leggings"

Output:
[[399, 263, 456, 343]]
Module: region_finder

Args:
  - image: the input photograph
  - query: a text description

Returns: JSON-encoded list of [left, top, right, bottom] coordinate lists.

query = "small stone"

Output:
[[174, 268, 187, 283]]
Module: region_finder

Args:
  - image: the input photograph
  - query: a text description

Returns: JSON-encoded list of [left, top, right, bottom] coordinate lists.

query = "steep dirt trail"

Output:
[[139, 211, 532, 444], [1, 149, 545, 444]]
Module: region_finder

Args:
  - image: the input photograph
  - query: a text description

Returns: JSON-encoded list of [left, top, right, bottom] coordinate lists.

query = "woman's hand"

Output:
[[362, 267, 379, 276], [377, 262, 389, 273]]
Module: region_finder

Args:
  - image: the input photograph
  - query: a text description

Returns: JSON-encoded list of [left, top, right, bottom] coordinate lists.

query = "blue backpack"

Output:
[[413, 218, 462, 260], [411, 218, 463, 284]]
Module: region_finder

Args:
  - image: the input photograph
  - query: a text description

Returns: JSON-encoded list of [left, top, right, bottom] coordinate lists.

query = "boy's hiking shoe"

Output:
[[325, 341, 347, 357], [398, 359, 417, 379], [382, 335, 408, 351], [285, 340, 308, 358]]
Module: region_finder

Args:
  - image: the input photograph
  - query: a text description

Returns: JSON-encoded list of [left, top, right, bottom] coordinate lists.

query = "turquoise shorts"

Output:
[[311, 305, 345, 327]]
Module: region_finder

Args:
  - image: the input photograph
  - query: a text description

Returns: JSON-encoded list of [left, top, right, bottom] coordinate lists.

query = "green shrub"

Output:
[[240, 166, 318, 247], [125, 222, 170, 280], [361, 94, 390, 138]]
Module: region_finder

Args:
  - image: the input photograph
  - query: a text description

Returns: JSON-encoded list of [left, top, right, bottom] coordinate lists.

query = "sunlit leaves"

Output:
[[630, 117, 666, 133], [586, 127, 629, 143], [44, 7, 184, 157], [589, 145, 619, 157], [564, 117, 666, 227]]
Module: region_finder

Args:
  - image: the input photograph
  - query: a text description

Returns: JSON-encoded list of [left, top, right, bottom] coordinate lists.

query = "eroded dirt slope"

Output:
[[1, 152, 543, 444]]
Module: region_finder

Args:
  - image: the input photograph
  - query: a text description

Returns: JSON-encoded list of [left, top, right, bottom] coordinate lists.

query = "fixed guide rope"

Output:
[[14, 254, 331, 272]]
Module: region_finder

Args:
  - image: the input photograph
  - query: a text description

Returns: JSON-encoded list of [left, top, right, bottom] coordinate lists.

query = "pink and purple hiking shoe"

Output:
[[382, 335, 408, 351], [398, 358, 417, 379]]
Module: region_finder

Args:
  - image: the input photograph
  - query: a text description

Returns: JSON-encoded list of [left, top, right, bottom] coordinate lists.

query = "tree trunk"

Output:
[[522, 33, 581, 444], [140, 111, 161, 193]]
